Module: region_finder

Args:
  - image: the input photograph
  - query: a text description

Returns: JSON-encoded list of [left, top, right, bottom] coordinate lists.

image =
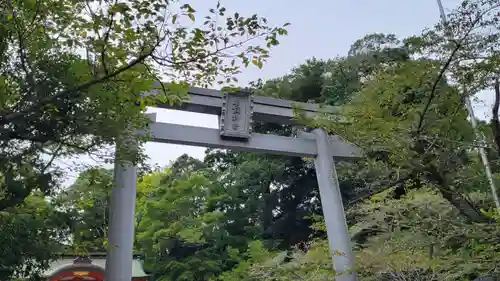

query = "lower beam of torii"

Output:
[[105, 90, 362, 281]]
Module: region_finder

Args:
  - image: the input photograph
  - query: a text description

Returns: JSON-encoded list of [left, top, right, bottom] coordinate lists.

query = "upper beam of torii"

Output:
[[158, 86, 342, 124], [149, 86, 362, 159]]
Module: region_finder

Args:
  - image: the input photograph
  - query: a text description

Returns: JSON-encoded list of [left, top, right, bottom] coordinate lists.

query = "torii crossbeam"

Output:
[[105, 87, 362, 281]]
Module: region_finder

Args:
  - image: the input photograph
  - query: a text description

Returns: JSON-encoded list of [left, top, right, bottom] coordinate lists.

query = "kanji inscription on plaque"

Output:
[[220, 91, 253, 140]]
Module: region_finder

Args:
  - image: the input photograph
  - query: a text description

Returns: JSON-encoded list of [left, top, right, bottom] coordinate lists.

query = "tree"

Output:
[[406, 0, 500, 155], [0, 193, 69, 280], [136, 155, 237, 281], [208, 27, 500, 281], [216, 38, 500, 281], [0, 0, 289, 211], [335, 58, 491, 222], [57, 167, 113, 253], [228, 25, 500, 281], [0, 0, 288, 278]]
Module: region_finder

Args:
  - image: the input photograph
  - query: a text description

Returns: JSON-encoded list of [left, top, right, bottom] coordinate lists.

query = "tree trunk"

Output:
[[429, 168, 489, 223], [261, 180, 273, 236], [491, 78, 500, 158], [438, 186, 488, 223]]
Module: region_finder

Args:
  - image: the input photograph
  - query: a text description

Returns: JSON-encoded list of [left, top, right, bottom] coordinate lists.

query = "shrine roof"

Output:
[[42, 253, 148, 278]]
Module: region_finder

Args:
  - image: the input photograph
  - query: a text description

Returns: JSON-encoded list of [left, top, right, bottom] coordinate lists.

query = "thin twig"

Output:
[[415, 6, 495, 136]]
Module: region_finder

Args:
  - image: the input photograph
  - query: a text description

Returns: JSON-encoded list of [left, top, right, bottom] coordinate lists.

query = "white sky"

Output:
[[59, 0, 492, 185]]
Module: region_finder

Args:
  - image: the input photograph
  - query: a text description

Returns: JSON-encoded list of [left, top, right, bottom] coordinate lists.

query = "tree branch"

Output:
[[0, 49, 155, 125], [415, 7, 494, 136], [415, 42, 463, 136], [152, 34, 263, 67], [345, 176, 412, 207], [100, 0, 117, 76], [1, 132, 97, 153]]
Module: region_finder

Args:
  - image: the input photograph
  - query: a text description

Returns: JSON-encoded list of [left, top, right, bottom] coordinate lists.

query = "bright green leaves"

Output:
[[57, 168, 113, 253], [136, 171, 215, 247], [0, 192, 67, 280], [351, 186, 500, 279], [219, 240, 338, 281], [135, 160, 237, 281], [108, 2, 130, 14], [131, 153, 300, 281], [334, 60, 470, 168], [217, 241, 275, 281], [1, 0, 289, 160]]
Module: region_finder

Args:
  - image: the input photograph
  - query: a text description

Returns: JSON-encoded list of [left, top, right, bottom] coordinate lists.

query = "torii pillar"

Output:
[[106, 88, 362, 281]]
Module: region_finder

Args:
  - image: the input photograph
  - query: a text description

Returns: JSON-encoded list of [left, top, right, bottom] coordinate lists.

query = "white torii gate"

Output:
[[105, 88, 362, 281]]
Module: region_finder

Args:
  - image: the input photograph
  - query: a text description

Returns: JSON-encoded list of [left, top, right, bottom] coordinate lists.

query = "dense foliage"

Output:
[[0, 0, 288, 278], [2, 0, 500, 281]]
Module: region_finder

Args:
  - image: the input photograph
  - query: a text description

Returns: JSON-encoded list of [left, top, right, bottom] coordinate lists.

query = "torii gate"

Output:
[[105, 88, 362, 281]]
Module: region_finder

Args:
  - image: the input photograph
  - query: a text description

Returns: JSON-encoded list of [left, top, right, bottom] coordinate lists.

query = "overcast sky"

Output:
[[59, 0, 492, 185]]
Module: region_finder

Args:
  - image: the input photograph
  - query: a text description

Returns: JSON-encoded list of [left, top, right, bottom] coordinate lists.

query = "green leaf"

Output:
[[181, 3, 196, 13], [26, 0, 36, 9], [109, 2, 129, 13]]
